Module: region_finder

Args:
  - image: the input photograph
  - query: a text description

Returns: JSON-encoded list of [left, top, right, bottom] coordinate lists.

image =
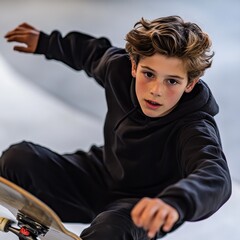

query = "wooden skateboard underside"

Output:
[[0, 177, 81, 240]]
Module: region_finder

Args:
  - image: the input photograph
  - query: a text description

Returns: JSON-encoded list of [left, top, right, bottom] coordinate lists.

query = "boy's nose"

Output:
[[150, 91, 161, 97], [150, 83, 162, 97]]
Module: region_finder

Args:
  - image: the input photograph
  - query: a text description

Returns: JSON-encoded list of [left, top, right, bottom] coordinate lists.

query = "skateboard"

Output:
[[0, 177, 82, 240]]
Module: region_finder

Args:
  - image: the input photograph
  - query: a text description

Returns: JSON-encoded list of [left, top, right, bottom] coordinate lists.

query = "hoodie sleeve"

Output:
[[35, 30, 113, 86], [158, 119, 232, 222]]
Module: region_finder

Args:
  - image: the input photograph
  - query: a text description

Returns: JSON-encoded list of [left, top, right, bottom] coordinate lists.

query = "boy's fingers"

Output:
[[5, 35, 27, 43], [147, 209, 178, 238], [13, 45, 32, 53], [147, 208, 167, 238], [162, 210, 179, 232], [5, 23, 37, 38], [5, 30, 24, 39], [131, 198, 149, 226], [4, 31, 15, 38], [140, 202, 160, 228]]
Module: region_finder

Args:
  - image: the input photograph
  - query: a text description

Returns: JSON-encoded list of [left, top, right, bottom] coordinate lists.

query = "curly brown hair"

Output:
[[125, 16, 214, 82]]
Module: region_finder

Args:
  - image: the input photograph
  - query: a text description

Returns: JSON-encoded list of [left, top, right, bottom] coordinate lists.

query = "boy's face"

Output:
[[131, 53, 198, 118]]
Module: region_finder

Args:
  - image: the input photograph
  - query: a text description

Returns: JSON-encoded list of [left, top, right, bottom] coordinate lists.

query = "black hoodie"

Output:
[[35, 31, 231, 223]]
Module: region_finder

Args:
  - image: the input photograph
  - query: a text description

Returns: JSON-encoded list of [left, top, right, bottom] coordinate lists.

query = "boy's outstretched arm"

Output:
[[5, 23, 112, 83], [4, 23, 40, 53], [131, 197, 179, 238]]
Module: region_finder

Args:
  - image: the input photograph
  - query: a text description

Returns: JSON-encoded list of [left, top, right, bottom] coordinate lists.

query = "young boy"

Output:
[[2, 16, 231, 239]]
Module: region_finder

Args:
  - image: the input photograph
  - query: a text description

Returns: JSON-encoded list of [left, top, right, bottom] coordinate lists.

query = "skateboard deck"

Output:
[[0, 177, 82, 240]]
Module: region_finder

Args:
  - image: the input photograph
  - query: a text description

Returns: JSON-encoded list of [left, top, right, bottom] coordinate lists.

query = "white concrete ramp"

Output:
[[0, 54, 103, 154]]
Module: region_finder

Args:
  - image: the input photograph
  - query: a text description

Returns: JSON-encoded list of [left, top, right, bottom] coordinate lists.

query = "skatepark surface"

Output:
[[0, 0, 239, 239]]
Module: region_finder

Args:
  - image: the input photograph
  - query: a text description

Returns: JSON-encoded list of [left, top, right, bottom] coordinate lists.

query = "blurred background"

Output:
[[0, 0, 239, 239]]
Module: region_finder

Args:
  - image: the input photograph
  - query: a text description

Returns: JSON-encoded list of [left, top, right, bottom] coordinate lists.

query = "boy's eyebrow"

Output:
[[141, 65, 156, 72], [141, 65, 185, 80]]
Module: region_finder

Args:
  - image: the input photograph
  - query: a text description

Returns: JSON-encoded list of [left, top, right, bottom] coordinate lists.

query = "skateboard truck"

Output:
[[0, 177, 81, 240], [0, 212, 49, 240]]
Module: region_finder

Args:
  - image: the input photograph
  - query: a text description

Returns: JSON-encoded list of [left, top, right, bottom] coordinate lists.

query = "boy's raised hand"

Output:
[[131, 197, 179, 239], [4, 23, 40, 53]]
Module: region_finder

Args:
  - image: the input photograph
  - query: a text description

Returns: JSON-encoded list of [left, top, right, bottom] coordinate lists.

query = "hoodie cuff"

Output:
[[159, 196, 187, 223], [34, 31, 49, 54]]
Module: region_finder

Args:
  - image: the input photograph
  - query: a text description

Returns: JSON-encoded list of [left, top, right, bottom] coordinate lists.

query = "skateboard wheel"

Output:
[[0, 217, 11, 232]]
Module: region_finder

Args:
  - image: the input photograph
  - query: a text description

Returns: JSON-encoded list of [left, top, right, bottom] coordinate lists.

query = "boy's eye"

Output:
[[144, 71, 154, 78], [168, 79, 178, 85]]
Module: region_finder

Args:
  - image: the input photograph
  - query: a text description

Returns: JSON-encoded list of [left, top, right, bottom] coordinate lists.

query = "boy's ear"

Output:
[[130, 57, 137, 78], [185, 78, 199, 93]]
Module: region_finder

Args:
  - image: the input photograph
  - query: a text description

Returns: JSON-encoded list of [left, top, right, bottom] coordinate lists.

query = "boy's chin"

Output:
[[141, 108, 172, 118], [142, 110, 163, 118]]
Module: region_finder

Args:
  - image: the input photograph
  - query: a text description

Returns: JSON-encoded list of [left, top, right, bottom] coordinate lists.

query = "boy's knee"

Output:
[[81, 212, 128, 239], [81, 210, 146, 240], [0, 141, 35, 178]]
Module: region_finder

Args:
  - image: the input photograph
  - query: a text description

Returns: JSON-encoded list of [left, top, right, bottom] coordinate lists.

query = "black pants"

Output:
[[0, 141, 157, 240]]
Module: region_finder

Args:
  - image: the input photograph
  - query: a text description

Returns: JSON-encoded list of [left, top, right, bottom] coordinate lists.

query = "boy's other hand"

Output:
[[4, 23, 40, 53], [131, 197, 179, 239]]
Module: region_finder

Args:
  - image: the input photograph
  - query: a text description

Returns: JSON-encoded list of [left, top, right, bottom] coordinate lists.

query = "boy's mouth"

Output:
[[145, 99, 162, 109]]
